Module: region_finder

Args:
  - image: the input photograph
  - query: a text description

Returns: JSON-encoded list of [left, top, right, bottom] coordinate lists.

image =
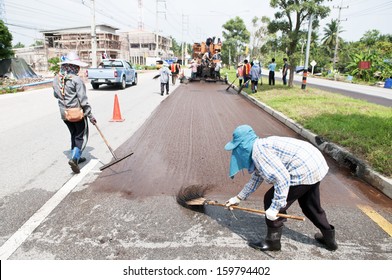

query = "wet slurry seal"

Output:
[[91, 82, 298, 199], [90, 82, 390, 206], [76, 82, 392, 260]]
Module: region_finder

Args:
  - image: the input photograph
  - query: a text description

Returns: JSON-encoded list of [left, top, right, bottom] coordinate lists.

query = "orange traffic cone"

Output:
[[110, 94, 125, 122]]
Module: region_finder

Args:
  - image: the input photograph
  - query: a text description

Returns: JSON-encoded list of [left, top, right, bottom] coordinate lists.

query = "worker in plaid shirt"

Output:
[[225, 125, 337, 252]]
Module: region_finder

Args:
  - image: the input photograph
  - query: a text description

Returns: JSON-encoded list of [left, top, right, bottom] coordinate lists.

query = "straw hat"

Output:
[[59, 52, 88, 67]]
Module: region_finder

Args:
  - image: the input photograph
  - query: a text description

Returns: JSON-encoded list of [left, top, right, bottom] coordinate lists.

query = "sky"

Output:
[[2, 0, 391, 47]]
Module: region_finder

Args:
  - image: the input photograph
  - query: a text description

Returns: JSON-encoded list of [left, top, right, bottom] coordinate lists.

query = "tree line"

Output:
[[3, 0, 391, 86], [217, 0, 392, 87]]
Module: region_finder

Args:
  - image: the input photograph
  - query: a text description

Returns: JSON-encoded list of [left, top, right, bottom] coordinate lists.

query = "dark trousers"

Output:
[[161, 82, 169, 94], [282, 74, 287, 85], [268, 71, 275, 85], [171, 74, 178, 85], [244, 75, 250, 87], [251, 80, 258, 91], [264, 182, 331, 230], [64, 119, 87, 150]]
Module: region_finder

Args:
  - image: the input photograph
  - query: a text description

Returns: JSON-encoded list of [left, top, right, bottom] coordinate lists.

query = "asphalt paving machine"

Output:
[[190, 37, 226, 83]]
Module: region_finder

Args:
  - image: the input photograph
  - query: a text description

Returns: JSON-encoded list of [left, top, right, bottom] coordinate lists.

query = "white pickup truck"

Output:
[[86, 59, 138, 90]]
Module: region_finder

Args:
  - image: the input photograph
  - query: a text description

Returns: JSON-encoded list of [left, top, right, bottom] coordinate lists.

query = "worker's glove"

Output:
[[265, 207, 279, 221], [225, 196, 241, 207], [88, 115, 97, 125]]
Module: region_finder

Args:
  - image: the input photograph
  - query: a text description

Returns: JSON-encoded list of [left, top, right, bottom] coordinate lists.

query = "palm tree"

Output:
[[321, 19, 344, 59]]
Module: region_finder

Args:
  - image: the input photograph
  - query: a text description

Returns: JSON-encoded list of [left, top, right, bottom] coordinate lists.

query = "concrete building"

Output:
[[13, 25, 174, 72], [13, 24, 121, 73], [42, 24, 121, 64], [119, 30, 173, 65]]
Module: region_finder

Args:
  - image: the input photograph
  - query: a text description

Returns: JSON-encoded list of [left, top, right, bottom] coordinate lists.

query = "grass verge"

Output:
[[223, 68, 392, 177]]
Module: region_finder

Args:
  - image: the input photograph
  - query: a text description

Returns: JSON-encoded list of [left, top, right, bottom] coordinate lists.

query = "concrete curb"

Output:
[[237, 89, 392, 200], [9, 79, 54, 89]]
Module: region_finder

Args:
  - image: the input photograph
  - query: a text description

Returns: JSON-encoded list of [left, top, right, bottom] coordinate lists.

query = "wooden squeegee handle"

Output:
[[208, 202, 305, 221], [94, 123, 118, 160]]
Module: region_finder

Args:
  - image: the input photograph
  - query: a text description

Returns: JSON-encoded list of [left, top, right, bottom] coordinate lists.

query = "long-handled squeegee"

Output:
[[94, 124, 134, 171]]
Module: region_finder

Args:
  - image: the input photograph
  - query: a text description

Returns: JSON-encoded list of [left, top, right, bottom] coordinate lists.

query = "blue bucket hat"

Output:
[[225, 125, 258, 178]]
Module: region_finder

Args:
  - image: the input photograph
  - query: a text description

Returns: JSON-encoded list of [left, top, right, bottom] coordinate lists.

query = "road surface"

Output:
[[1, 74, 390, 266]]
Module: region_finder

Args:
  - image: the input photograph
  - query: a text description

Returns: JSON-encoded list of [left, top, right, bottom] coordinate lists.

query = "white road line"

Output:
[[0, 159, 99, 260]]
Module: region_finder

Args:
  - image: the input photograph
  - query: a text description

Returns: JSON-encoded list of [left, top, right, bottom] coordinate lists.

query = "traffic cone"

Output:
[[110, 94, 125, 122]]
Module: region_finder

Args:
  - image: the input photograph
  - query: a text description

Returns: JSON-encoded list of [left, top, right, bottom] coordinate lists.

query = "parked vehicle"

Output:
[[86, 59, 138, 89], [295, 65, 322, 74], [156, 60, 164, 70]]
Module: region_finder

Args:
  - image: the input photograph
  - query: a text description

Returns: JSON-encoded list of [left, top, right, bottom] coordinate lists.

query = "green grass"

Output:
[[224, 68, 392, 177]]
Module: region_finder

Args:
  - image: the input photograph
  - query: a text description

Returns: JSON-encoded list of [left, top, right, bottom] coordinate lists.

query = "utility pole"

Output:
[[333, 1, 348, 70], [301, 14, 313, 90], [127, 34, 131, 62], [137, 0, 144, 30], [228, 48, 231, 70], [181, 14, 188, 65], [137, 0, 143, 64], [300, 39, 305, 66], [155, 0, 166, 58], [90, 0, 97, 67]]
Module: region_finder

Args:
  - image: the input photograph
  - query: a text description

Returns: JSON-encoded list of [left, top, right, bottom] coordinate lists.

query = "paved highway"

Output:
[[265, 70, 392, 107], [0, 73, 390, 279]]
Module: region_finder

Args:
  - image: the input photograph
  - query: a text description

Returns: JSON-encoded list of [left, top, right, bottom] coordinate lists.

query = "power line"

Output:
[[181, 13, 188, 63], [343, 0, 392, 17], [0, 0, 6, 22], [138, 0, 144, 30], [5, 22, 41, 30]]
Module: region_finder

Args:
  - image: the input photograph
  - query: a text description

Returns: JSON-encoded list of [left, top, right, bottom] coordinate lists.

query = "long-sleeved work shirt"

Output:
[[53, 74, 92, 121], [160, 66, 171, 83], [250, 65, 261, 81], [237, 136, 329, 211]]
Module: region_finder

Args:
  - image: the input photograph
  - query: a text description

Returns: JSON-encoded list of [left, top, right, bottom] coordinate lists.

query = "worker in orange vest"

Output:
[[243, 59, 251, 88], [170, 62, 181, 85]]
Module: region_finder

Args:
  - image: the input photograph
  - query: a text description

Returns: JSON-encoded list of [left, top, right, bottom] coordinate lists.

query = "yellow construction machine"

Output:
[[190, 37, 226, 83]]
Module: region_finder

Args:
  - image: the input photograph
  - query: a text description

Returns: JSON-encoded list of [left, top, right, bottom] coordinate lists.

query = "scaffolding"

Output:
[[120, 30, 173, 65], [43, 25, 122, 65], [14, 25, 174, 70]]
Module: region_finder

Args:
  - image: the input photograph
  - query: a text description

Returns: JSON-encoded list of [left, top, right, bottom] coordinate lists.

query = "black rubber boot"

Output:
[[249, 226, 283, 251], [68, 159, 80, 173], [315, 225, 338, 251]]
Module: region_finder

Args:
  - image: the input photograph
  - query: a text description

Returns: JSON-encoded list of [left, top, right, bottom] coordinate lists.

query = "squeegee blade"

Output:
[[99, 152, 134, 171]]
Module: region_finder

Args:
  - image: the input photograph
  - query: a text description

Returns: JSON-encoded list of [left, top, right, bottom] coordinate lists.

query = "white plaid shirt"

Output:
[[238, 136, 329, 211]]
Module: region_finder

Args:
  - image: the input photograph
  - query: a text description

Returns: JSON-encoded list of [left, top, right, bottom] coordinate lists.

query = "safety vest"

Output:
[[171, 64, 178, 73], [244, 63, 251, 75]]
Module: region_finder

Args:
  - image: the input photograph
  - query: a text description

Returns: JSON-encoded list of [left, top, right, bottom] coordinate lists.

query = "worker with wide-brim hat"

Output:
[[53, 51, 97, 174]]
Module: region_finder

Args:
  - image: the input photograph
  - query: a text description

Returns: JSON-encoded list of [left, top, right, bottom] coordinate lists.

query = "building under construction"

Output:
[[42, 25, 121, 64], [120, 30, 173, 66], [13, 24, 174, 72]]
